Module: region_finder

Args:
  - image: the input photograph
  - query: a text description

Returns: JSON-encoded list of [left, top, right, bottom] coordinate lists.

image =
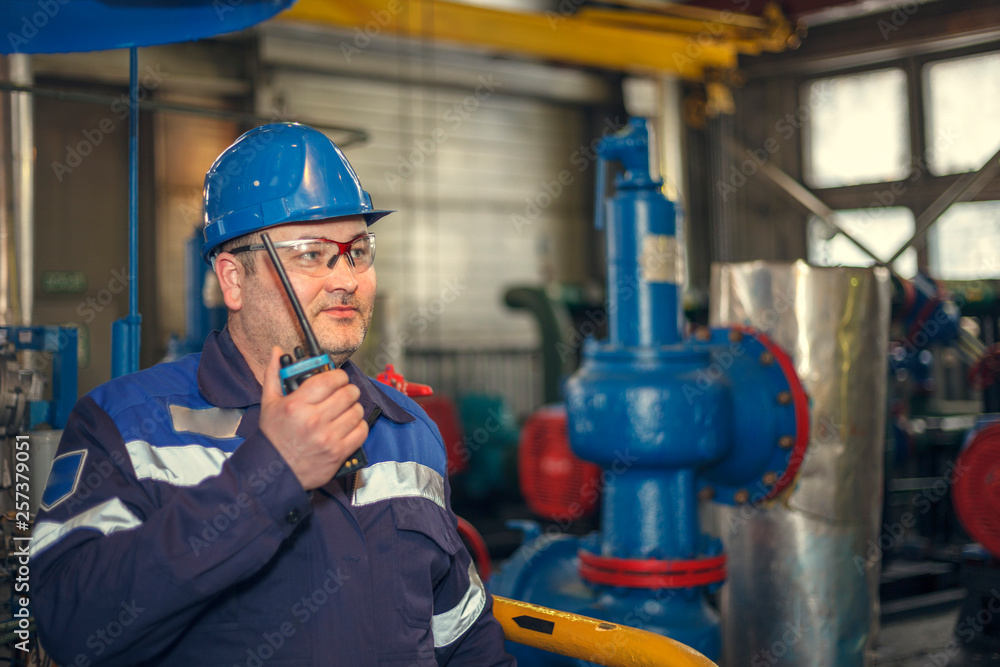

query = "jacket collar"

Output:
[[198, 328, 414, 424]]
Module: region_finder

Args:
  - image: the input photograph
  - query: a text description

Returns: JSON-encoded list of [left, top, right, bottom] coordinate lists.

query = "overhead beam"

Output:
[[279, 0, 799, 79]]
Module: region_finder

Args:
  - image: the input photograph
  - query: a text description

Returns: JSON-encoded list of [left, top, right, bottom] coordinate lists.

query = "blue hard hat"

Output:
[[201, 123, 392, 264]]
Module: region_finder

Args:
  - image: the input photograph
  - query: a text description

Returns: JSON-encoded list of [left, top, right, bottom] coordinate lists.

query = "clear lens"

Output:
[[277, 235, 375, 276]]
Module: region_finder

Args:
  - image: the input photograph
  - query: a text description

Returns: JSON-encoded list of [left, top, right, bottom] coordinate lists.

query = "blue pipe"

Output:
[[111, 47, 141, 378], [129, 47, 138, 321]]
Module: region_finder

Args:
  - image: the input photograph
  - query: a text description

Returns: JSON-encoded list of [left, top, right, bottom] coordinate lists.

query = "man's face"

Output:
[[236, 216, 376, 367]]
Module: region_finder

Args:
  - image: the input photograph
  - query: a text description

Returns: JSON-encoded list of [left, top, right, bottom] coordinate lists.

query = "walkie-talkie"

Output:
[[261, 232, 368, 479]]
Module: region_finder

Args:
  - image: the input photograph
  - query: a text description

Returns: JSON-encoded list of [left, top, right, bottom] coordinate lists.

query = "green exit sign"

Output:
[[41, 271, 87, 294]]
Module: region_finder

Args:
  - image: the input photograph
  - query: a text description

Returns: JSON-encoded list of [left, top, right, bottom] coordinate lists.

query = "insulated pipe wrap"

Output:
[[708, 261, 890, 667]]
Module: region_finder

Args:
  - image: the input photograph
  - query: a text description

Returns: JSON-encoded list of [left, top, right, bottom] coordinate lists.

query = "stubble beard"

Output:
[[312, 294, 374, 366], [235, 279, 374, 373]]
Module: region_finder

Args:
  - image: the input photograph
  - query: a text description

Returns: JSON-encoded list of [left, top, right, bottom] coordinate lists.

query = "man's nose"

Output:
[[323, 255, 358, 292]]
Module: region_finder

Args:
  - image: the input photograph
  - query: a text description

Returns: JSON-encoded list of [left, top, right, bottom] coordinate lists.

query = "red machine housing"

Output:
[[518, 405, 601, 521], [953, 421, 1000, 557]]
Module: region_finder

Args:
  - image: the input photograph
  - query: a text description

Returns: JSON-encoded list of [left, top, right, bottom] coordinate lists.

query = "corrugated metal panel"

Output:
[[258, 65, 589, 356]]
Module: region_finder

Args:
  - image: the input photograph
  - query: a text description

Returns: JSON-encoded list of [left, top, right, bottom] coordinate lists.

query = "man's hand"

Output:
[[259, 347, 368, 490]]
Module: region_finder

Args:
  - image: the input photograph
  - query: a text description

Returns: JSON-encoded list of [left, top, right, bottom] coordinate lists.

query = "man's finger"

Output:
[[314, 383, 362, 420], [290, 368, 351, 404]]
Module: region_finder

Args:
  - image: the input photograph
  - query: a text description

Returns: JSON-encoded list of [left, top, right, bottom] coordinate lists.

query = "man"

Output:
[[30, 123, 515, 666]]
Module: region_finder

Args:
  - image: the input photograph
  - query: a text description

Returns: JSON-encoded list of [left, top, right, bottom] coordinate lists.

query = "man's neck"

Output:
[[227, 322, 268, 386]]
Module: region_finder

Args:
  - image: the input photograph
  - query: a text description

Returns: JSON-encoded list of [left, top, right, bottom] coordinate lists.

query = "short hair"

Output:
[[219, 231, 262, 277]]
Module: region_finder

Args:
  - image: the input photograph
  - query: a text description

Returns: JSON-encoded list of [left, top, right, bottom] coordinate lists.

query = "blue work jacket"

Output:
[[30, 329, 514, 666]]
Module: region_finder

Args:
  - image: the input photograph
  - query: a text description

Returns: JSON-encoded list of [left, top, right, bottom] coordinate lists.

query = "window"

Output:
[[803, 68, 910, 188], [930, 201, 1000, 279], [924, 51, 1000, 175], [808, 207, 917, 278]]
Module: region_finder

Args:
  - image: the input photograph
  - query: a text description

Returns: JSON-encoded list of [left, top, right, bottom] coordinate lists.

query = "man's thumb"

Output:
[[262, 346, 285, 402]]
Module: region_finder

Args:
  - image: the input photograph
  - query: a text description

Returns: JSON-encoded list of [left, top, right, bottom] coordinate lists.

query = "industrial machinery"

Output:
[[952, 418, 1000, 652], [0, 327, 77, 439], [518, 404, 601, 523], [490, 118, 810, 663]]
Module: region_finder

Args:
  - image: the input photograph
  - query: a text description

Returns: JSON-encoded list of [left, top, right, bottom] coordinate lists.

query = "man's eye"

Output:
[[285, 245, 324, 263]]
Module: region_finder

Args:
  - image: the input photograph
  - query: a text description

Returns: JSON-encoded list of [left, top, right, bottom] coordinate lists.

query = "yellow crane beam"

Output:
[[279, 0, 800, 80]]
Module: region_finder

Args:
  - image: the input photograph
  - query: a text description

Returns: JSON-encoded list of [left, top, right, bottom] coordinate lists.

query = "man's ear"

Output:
[[214, 253, 245, 311]]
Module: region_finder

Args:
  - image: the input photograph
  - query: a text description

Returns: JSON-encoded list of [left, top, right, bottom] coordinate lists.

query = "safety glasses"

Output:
[[229, 233, 376, 276]]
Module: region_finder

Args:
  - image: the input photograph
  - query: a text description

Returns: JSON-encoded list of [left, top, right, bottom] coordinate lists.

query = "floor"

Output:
[[874, 608, 1000, 666]]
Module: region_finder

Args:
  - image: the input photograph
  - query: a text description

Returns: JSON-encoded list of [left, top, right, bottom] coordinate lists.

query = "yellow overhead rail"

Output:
[[492, 595, 719, 667], [279, 0, 801, 81]]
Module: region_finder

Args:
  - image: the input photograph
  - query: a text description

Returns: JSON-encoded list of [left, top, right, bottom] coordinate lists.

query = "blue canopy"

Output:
[[1, 0, 294, 54]]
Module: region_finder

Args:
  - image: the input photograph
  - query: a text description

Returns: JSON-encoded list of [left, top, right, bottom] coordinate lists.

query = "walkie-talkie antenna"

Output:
[[262, 232, 323, 358]]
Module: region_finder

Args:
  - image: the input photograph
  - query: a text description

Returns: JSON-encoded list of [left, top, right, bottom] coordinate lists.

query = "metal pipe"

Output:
[[493, 596, 718, 667], [129, 48, 138, 324], [0, 80, 369, 148], [10, 54, 32, 326], [0, 58, 9, 325], [886, 142, 1000, 265]]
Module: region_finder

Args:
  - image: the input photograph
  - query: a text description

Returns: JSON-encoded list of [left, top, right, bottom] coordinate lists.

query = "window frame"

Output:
[[797, 42, 1000, 271]]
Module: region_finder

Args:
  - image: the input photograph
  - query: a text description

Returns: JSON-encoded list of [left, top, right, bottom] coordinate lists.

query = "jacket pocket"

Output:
[[391, 499, 461, 629]]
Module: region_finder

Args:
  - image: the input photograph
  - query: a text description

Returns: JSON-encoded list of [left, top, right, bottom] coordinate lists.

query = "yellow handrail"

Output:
[[493, 596, 718, 667]]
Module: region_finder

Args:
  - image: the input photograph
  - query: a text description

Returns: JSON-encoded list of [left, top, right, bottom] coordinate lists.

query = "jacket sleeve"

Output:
[[433, 474, 515, 666], [30, 395, 312, 666]]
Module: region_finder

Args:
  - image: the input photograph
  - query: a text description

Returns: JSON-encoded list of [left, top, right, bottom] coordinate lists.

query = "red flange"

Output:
[[578, 550, 727, 589], [739, 326, 810, 503]]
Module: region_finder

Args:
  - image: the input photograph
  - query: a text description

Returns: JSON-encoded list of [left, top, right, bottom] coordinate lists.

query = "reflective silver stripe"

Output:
[[169, 405, 244, 439], [126, 440, 231, 487], [432, 561, 487, 648], [31, 497, 142, 558], [352, 461, 445, 509]]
